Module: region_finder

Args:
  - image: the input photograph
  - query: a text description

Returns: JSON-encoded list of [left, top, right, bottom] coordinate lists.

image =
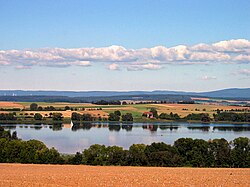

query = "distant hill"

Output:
[[195, 88, 250, 98], [0, 88, 249, 99]]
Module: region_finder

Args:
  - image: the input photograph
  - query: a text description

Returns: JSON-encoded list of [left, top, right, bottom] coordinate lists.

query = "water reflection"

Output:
[[1, 123, 250, 133], [213, 126, 250, 132], [187, 126, 210, 131], [1, 122, 250, 154]]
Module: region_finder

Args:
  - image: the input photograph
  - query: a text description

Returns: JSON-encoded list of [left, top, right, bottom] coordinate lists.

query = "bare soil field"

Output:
[[0, 164, 249, 187], [0, 102, 24, 109]]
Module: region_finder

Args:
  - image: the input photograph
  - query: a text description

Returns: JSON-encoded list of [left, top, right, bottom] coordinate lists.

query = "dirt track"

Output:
[[0, 164, 249, 187]]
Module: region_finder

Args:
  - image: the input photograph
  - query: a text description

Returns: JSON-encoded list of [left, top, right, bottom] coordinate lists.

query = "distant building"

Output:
[[142, 112, 154, 118]]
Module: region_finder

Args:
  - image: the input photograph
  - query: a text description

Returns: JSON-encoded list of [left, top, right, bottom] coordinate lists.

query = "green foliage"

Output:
[[184, 113, 211, 122], [149, 108, 158, 118], [159, 112, 180, 120], [213, 112, 250, 122], [128, 144, 147, 166], [30, 103, 38, 110], [209, 138, 231, 167], [121, 113, 133, 122], [52, 113, 63, 121], [108, 113, 120, 121], [34, 113, 43, 120], [231, 137, 250, 168], [82, 114, 93, 121], [114, 110, 121, 116], [0, 113, 17, 120], [71, 112, 94, 121], [65, 106, 70, 110], [71, 112, 81, 121]]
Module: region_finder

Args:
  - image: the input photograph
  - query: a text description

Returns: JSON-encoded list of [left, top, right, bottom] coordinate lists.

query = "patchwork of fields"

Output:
[[0, 101, 249, 119]]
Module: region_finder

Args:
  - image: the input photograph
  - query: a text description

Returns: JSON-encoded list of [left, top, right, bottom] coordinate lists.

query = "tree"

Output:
[[231, 137, 250, 167], [114, 110, 121, 116], [71, 112, 81, 121], [128, 144, 147, 166], [150, 108, 158, 118], [30, 103, 38, 111], [65, 106, 70, 110], [34, 113, 43, 120], [121, 113, 133, 122], [82, 114, 93, 121], [52, 113, 63, 121], [209, 138, 231, 167], [68, 152, 83, 165], [108, 113, 120, 121]]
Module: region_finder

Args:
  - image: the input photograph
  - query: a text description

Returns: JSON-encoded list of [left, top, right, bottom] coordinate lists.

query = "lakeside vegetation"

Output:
[[0, 127, 249, 167]]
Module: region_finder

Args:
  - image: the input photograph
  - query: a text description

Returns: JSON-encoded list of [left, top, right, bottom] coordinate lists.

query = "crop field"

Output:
[[0, 101, 249, 119], [0, 164, 249, 187]]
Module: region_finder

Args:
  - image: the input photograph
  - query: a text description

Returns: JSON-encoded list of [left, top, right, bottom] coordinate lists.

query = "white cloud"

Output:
[[127, 63, 162, 71], [15, 65, 31, 70], [0, 39, 250, 71], [108, 63, 120, 70], [201, 75, 217, 80]]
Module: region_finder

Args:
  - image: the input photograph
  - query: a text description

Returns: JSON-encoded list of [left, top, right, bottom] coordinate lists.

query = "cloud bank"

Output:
[[0, 39, 250, 71]]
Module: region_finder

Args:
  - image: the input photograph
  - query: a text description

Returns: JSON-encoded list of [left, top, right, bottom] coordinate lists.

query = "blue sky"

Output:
[[0, 0, 249, 91]]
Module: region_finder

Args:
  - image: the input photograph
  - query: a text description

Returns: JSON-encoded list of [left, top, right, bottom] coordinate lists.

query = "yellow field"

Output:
[[0, 164, 249, 187]]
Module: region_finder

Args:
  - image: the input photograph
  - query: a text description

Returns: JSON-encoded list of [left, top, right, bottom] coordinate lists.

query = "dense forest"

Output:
[[0, 127, 249, 167]]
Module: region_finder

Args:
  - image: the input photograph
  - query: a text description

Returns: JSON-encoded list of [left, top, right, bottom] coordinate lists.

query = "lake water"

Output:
[[1, 122, 250, 154]]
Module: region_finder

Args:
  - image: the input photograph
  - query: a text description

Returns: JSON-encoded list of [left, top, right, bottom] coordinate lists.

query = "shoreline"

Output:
[[0, 119, 249, 125]]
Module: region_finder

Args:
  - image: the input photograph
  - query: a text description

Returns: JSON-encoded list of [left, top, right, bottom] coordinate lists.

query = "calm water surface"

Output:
[[1, 122, 250, 154]]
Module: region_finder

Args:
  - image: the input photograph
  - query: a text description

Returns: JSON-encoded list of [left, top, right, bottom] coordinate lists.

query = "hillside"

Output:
[[0, 88, 249, 98]]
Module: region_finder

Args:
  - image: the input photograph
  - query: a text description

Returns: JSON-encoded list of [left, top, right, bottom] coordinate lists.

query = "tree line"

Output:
[[0, 127, 249, 167], [146, 108, 250, 122]]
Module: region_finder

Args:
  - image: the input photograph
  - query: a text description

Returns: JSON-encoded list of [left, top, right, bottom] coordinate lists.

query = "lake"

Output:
[[1, 122, 250, 154]]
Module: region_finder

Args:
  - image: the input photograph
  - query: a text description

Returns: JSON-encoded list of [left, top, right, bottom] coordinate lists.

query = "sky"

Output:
[[0, 0, 250, 91]]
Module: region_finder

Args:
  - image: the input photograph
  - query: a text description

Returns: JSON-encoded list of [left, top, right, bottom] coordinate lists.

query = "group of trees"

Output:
[[108, 111, 133, 122], [71, 112, 94, 121], [0, 113, 17, 121], [35, 112, 64, 121], [158, 112, 180, 120], [184, 113, 211, 122], [0, 128, 249, 167], [0, 133, 63, 164], [143, 108, 250, 123], [213, 112, 250, 122], [69, 137, 250, 167]]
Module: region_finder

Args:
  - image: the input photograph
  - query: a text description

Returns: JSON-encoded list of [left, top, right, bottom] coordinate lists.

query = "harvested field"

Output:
[[0, 102, 24, 109], [0, 164, 249, 187], [151, 104, 250, 117]]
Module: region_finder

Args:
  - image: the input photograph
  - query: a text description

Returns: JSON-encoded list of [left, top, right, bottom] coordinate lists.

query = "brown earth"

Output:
[[0, 164, 249, 187], [0, 102, 24, 109]]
